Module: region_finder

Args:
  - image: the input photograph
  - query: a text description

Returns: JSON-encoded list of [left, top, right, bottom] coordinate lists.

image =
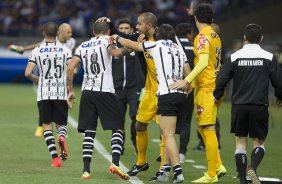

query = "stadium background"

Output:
[[0, 0, 281, 183]]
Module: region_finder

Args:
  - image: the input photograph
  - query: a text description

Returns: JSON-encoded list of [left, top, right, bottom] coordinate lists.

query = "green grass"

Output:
[[0, 84, 281, 184]]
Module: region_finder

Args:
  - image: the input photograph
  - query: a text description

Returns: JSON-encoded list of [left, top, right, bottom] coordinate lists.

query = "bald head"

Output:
[[58, 23, 72, 42], [139, 12, 157, 28]]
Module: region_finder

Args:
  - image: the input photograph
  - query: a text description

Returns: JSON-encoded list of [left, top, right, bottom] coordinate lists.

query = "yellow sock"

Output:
[[216, 149, 222, 169], [160, 134, 165, 168], [136, 130, 148, 165], [202, 129, 218, 178]]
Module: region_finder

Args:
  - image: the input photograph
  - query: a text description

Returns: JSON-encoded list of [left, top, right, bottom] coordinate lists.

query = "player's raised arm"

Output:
[[112, 34, 144, 52]]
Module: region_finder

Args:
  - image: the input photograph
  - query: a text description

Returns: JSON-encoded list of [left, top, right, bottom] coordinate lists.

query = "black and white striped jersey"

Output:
[[28, 41, 72, 101], [214, 44, 282, 105], [142, 39, 188, 96], [74, 35, 115, 93]]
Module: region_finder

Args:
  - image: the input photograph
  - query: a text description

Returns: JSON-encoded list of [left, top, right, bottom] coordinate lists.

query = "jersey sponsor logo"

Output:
[[39, 47, 63, 53], [82, 40, 101, 48], [161, 41, 176, 48], [197, 34, 210, 51], [211, 32, 217, 38], [144, 52, 153, 59], [196, 105, 204, 115]]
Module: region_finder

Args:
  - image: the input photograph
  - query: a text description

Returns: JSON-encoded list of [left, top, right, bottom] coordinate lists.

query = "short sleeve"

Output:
[[196, 33, 211, 55], [73, 46, 82, 61], [142, 41, 157, 52], [28, 50, 37, 65]]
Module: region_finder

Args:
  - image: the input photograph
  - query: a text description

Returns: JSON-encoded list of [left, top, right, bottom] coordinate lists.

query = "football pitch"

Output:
[[0, 84, 281, 184]]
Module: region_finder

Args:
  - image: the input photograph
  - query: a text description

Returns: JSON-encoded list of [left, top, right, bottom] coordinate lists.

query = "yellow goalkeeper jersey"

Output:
[[143, 36, 158, 93], [193, 25, 222, 91]]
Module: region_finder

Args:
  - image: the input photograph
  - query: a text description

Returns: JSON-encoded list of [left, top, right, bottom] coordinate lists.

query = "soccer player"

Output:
[[170, 3, 227, 183], [25, 22, 71, 167], [112, 23, 191, 183], [112, 18, 145, 154], [66, 21, 130, 180], [9, 23, 76, 137], [214, 23, 282, 184], [97, 12, 162, 176]]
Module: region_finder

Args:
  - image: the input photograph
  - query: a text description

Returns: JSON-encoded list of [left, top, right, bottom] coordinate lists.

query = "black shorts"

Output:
[[37, 100, 68, 125], [157, 93, 187, 116], [175, 92, 194, 134], [78, 90, 123, 132], [231, 104, 269, 139]]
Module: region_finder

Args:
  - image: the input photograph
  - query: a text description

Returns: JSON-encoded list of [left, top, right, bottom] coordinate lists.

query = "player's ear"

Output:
[[107, 29, 110, 35], [243, 35, 247, 42]]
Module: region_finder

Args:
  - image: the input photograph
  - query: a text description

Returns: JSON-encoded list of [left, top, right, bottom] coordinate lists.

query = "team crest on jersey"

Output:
[[82, 40, 101, 48], [40, 47, 63, 53], [144, 52, 153, 59], [196, 105, 204, 115], [197, 34, 210, 51]]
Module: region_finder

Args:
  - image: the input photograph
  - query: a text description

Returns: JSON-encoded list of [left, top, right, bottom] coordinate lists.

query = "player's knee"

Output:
[[135, 121, 147, 132]]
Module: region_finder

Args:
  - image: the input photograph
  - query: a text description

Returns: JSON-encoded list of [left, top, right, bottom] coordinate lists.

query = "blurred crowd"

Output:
[[0, 0, 271, 38]]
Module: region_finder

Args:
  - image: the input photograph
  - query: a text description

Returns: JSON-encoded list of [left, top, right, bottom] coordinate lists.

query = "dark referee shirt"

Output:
[[214, 44, 282, 105], [112, 44, 145, 90], [176, 35, 195, 69]]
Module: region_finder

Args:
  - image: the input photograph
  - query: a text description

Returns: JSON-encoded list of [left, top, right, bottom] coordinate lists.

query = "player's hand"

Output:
[[137, 34, 145, 43], [186, 85, 194, 95], [169, 80, 190, 91], [96, 17, 111, 23], [67, 91, 76, 108], [8, 45, 24, 54], [111, 34, 118, 40], [276, 99, 282, 107], [214, 98, 220, 105]]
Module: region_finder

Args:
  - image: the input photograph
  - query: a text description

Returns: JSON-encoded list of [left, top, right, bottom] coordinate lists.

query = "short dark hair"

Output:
[[156, 24, 176, 42], [118, 18, 134, 28], [244, 23, 263, 44], [194, 3, 213, 24], [139, 12, 157, 28], [44, 22, 58, 38], [175, 23, 192, 36], [93, 22, 110, 34]]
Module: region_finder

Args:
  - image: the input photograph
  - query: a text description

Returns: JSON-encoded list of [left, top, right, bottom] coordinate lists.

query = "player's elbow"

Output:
[[25, 70, 32, 79]]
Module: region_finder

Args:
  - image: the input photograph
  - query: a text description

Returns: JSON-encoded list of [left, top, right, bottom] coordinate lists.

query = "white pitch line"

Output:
[[68, 115, 143, 184]]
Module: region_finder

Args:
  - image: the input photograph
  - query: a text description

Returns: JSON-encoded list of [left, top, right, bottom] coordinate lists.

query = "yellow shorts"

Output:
[[194, 89, 217, 126], [136, 90, 158, 124]]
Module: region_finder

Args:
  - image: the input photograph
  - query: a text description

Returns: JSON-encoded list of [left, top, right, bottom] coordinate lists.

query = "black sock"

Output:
[[235, 153, 247, 184], [250, 147, 264, 172], [173, 164, 182, 176], [160, 164, 171, 172], [83, 130, 96, 173], [43, 130, 58, 158], [58, 125, 67, 138], [111, 130, 124, 166]]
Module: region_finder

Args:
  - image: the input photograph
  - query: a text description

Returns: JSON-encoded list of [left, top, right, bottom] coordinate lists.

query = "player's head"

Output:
[[118, 18, 134, 34], [194, 3, 213, 25], [58, 23, 72, 42], [93, 22, 110, 36], [136, 12, 157, 36], [43, 22, 58, 39], [156, 24, 176, 42], [244, 23, 263, 44], [175, 23, 193, 40]]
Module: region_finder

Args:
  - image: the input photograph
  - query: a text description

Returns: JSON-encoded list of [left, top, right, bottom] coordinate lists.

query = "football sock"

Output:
[[58, 125, 67, 138], [250, 146, 265, 171], [202, 129, 218, 178], [160, 134, 165, 168], [235, 150, 247, 184], [136, 129, 148, 165], [83, 130, 96, 173], [160, 164, 171, 172], [173, 164, 182, 176], [43, 130, 58, 158], [111, 130, 124, 166]]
